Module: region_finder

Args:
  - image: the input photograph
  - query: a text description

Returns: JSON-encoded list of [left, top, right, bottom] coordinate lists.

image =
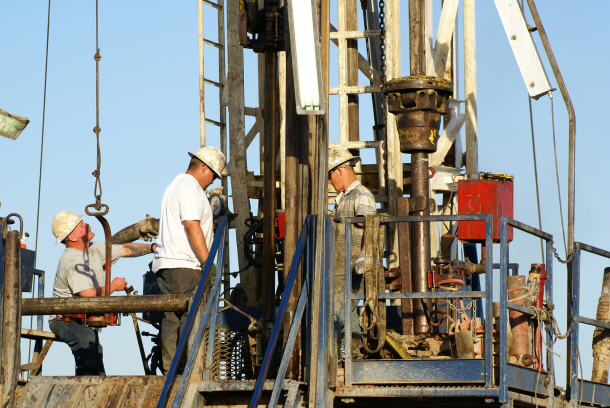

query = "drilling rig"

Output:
[[2, 1, 610, 408]]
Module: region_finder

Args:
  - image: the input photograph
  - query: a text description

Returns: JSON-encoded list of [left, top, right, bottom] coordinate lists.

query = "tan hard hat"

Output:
[[52, 211, 83, 245], [188, 146, 227, 179], [328, 148, 360, 171]]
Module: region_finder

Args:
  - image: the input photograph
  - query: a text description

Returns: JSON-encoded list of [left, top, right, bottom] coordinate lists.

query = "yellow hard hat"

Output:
[[188, 146, 227, 179], [51, 211, 83, 245], [328, 148, 360, 171]]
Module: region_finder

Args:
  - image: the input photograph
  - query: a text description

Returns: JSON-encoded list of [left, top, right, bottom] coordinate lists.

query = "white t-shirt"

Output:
[[152, 173, 214, 271]]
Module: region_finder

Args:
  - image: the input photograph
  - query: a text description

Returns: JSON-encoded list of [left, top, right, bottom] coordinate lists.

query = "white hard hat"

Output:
[[188, 146, 227, 179], [52, 211, 84, 245], [328, 148, 360, 171]]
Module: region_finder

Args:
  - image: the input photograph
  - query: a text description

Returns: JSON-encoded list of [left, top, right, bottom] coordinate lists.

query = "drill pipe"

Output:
[[410, 152, 431, 334]]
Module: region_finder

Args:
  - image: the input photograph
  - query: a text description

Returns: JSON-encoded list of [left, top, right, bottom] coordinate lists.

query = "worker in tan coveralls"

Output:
[[328, 148, 376, 359]]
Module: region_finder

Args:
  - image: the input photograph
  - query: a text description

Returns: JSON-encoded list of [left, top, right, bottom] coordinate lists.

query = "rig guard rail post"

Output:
[[568, 242, 610, 406]]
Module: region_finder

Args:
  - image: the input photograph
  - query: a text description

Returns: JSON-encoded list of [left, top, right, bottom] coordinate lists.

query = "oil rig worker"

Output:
[[152, 146, 226, 373], [49, 210, 155, 376], [328, 148, 377, 358]]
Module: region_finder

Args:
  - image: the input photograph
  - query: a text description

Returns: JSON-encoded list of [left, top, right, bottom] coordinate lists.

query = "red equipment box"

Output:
[[457, 178, 513, 244]]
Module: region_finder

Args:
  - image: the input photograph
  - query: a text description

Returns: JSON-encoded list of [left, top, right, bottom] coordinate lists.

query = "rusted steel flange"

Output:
[[384, 75, 453, 153]]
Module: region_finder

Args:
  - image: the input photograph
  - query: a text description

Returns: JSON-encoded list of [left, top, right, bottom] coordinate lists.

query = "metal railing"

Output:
[[249, 215, 317, 408], [341, 214, 496, 395], [567, 242, 610, 406], [499, 217, 555, 404]]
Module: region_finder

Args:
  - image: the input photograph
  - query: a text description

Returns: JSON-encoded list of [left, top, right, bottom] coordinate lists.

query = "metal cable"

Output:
[[92, 0, 103, 209], [28, 0, 53, 379], [528, 96, 544, 262], [549, 93, 568, 257]]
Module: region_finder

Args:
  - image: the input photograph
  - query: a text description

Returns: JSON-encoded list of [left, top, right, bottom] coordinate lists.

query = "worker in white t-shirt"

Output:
[[152, 146, 226, 373]]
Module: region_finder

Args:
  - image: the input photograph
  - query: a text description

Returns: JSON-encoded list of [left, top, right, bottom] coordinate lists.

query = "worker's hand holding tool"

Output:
[[355, 249, 366, 275], [111, 277, 127, 293]]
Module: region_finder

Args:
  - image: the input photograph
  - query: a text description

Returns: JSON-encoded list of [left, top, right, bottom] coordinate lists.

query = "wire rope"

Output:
[[28, 0, 52, 380], [528, 96, 544, 263]]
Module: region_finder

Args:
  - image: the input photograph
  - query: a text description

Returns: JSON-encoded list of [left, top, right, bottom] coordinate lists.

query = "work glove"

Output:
[[355, 249, 366, 275]]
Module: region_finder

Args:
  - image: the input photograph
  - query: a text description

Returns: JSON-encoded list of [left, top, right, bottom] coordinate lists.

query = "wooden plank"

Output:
[[20, 329, 57, 341]]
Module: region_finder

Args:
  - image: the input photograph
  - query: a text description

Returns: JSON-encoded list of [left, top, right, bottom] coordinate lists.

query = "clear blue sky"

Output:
[[1, 0, 609, 388]]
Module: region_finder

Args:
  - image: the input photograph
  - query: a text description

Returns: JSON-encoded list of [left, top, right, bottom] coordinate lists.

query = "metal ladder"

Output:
[[198, 0, 227, 150], [198, 0, 230, 292]]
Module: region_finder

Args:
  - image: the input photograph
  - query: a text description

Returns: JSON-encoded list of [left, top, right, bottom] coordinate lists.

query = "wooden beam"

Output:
[[22, 294, 190, 316]]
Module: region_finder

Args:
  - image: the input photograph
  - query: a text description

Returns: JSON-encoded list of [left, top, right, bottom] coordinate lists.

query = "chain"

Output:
[[551, 245, 574, 265], [378, 0, 386, 84], [92, 0, 103, 210], [446, 298, 476, 316]]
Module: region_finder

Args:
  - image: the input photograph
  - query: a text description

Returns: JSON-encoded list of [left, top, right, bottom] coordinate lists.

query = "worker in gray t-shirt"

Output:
[[49, 210, 155, 376]]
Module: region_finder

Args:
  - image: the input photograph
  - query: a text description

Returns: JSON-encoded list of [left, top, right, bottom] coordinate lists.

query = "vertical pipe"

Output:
[[410, 153, 430, 334], [463, 0, 478, 178], [263, 50, 279, 323], [284, 20, 302, 379], [1, 231, 21, 408], [397, 198, 414, 335], [568, 246, 580, 403], [408, 0, 425, 76], [408, 0, 430, 335]]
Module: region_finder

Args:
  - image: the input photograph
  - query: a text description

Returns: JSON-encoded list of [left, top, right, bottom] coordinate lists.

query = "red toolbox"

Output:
[[457, 178, 513, 243]]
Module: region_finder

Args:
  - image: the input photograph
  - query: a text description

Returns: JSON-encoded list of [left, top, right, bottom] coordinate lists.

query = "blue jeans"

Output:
[[49, 319, 105, 375]]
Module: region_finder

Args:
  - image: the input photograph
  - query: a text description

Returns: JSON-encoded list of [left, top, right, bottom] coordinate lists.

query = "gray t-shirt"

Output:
[[51, 242, 123, 301]]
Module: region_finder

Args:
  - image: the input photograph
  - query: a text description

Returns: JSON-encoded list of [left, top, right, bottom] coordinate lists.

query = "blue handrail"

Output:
[[157, 216, 228, 408], [249, 215, 314, 408]]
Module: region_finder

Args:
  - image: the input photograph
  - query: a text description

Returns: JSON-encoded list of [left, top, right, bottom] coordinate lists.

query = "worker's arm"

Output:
[[122, 243, 155, 257], [183, 220, 210, 265], [77, 277, 126, 297]]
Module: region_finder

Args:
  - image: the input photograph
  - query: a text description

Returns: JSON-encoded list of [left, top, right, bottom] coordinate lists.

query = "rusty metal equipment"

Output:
[[79, 205, 120, 328], [526, 263, 547, 370], [239, 0, 284, 52], [384, 75, 453, 335], [1, 214, 23, 408], [507, 275, 532, 367], [592, 267, 610, 383], [384, 76, 453, 153]]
